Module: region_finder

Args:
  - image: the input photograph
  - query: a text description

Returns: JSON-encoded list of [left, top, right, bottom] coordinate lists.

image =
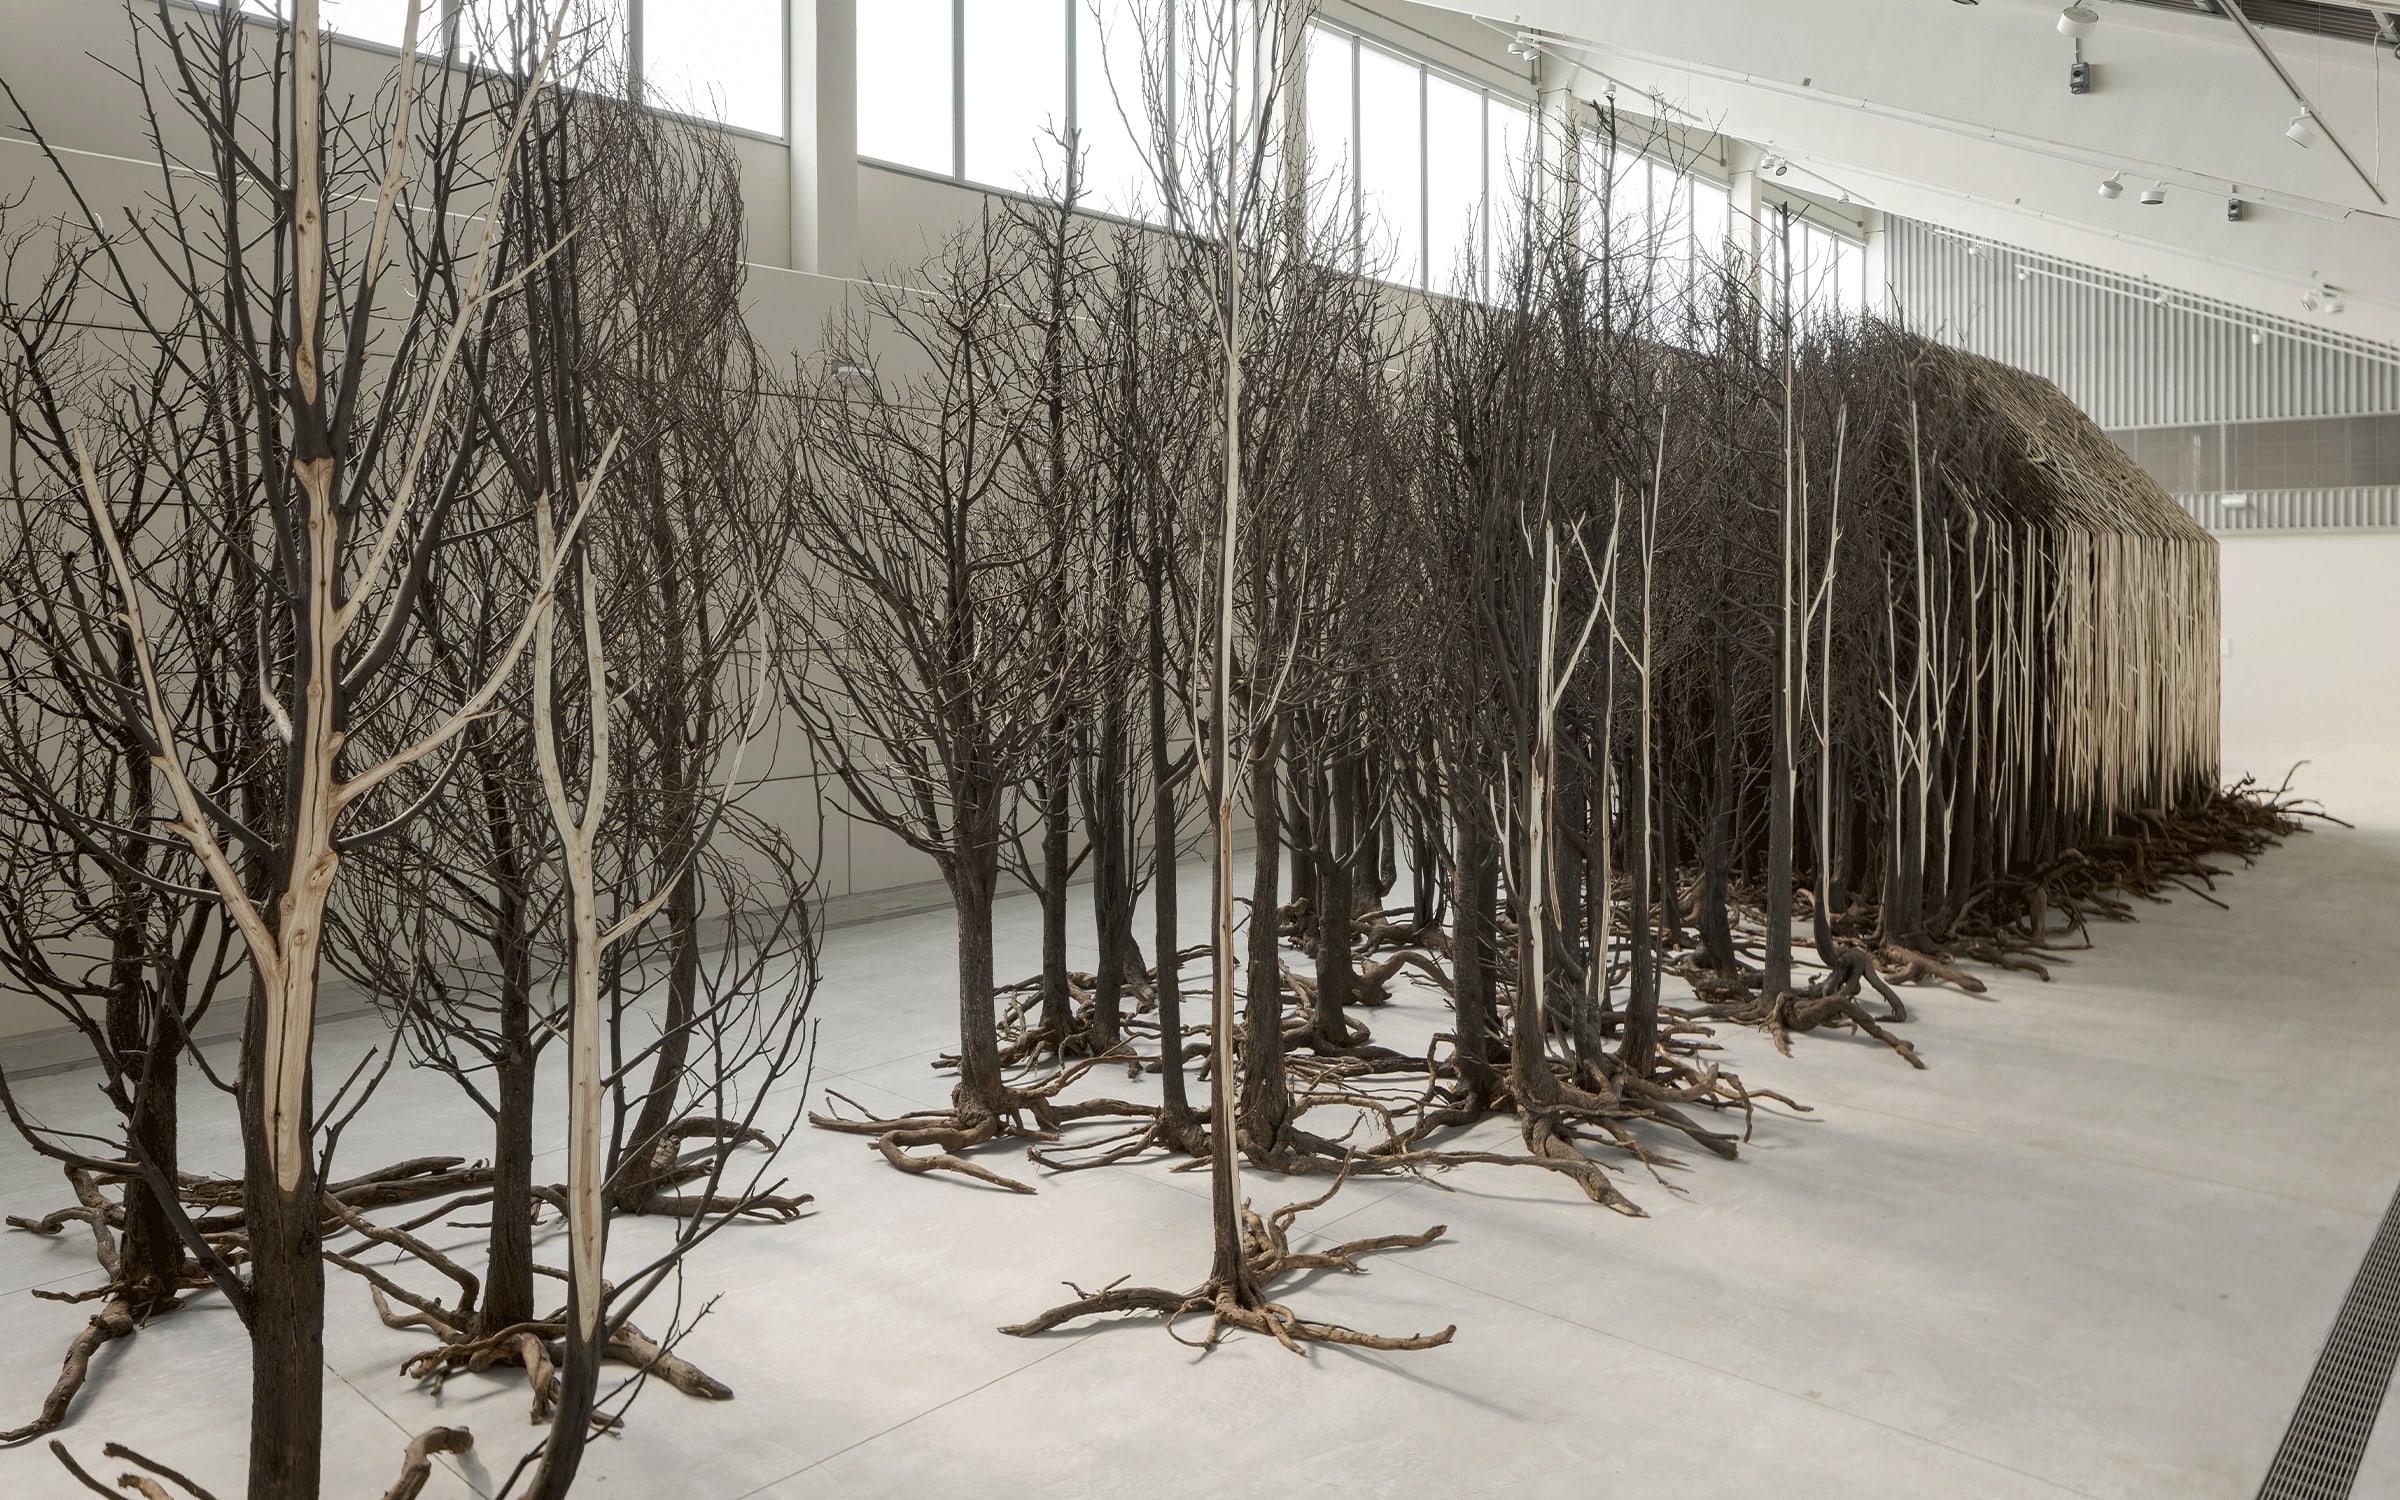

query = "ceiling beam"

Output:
[[2217, 0, 2388, 203]]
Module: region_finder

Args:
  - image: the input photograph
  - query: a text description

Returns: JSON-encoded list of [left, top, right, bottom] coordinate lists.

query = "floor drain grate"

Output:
[[2258, 1180, 2400, 1500]]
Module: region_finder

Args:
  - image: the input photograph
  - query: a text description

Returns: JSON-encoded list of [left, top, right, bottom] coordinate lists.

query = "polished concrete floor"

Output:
[[0, 740, 2395, 1499]]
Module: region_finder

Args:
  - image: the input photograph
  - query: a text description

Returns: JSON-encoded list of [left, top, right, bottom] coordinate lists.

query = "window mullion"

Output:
[[1415, 65, 1427, 291], [1064, 0, 1077, 199], [953, 0, 966, 180], [1478, 95, 1490, 301], [628, 0, 643, 104], [1348, 34, 1359, 271]]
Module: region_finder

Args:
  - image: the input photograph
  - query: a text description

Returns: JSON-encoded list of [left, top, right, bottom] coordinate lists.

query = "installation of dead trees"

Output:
[[763, 0, 2287, 1350], [1, 1, 811, 1493], [0, 0, 2322, 1483]]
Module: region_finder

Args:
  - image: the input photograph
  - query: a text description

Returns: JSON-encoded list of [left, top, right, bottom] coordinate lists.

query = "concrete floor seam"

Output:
[[1373, 1251, 2112, 1500], [729, 1338, 1088, 1500], [1809, 1092, 2390, 1221]]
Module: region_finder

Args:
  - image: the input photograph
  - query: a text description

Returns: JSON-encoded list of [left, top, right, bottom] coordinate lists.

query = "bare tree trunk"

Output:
[[1087, 698, 1132, 1054], [1764, 396, 1797, 1002], [1239, 719, 1291, 1154], [475, 731, 540, 1332], [1310, 751, 1357, 1049], [240, 967, 323, 1500], [952, 823, 1007, 1123], [1149, 592, 1192, 1127], [1036, 761, 1075, 1048], [1450, 812, 1504, 1103]]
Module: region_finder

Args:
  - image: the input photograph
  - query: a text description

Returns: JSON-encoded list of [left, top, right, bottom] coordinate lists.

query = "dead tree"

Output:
[[779, 209, 1145, 1194], [1006, 0, 1451, 1351], [0, 1, 613, 1489]]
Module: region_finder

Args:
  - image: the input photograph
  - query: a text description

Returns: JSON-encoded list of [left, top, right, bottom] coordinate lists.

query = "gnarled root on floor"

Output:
[[374, 1288, 730, 1425], [1027, 1103, 1213, 1174], [1683, 944, 1925, 1069], [49, 1438, 222, 1500], [1874, 945, 1987, 996], [1000, 1170, 1454, 1352], [183, 1155, 500, 1234], [811, 1050, 1155, 1193], [613, 1117, 811, 1221], [2, 1166, 206, 1448], [1389, 1028, 1804, 1214], [381, 1426, 473, 1500]]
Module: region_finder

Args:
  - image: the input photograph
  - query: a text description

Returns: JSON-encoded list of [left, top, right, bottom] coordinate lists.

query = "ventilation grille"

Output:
[[2256, 1179, 2400, 1499], [2175, 485, 2400, 531], [2119, 0, 2398, 47], [1886, 217, 2400, 435]]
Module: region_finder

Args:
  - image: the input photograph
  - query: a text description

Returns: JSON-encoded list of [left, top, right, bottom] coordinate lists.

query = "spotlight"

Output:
[[2139, 182, 2166, 205], [2098, 173, 2124, 199], [2286, 109, 2320, 149], [2250, 330, 2265, 346], [2017, 267, 2030, 282], [2299, 287, 2342, 316], [2058, 3, 2098, 39]]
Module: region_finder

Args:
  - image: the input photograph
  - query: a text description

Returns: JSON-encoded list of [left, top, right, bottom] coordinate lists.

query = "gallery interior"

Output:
[[1, 1, 2396, 1496]]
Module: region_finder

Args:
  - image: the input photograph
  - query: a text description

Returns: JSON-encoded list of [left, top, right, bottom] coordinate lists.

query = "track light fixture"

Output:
[[2098, 173, 2124, 200], [2139, 182, 2166, 205], [2058, 3, 2098, 38], [2301, 285, 2345, 315], [2286, 109, 2320, 149]]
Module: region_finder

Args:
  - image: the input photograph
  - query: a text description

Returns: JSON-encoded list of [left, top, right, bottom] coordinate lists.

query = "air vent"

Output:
[[2118, 0, 2395, 46], [2254, 1179, 2400, 1499]]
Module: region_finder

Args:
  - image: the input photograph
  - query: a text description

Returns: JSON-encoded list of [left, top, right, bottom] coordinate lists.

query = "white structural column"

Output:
[[789, 0, 858, 276], [1532, 53, 1579, 248], [1861, 206, 1889, 316], [1726, 141, 1764, 304]]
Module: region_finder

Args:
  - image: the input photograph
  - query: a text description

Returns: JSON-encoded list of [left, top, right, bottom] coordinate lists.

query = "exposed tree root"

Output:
[[2, 1167, 207, 1448], [381, 1427, 473, 1500], [1682, 955, 1925, 1069], [979, 953, 1200, 1071], [811, 1051, 1153, 1193], [613, 1116, 812, 1220], [50, 1427, 469, 1500], [1874, 945, 1987, 995], [1028, 1102, 1214, 1174], [50, 1438, 222, 1500], [372, 1285, 731, 1424], [182, 1155, 499, 1235], [1279, 901, 1452, 961], [1388, 1022, 1805, 1215], [1000, 1171, 1454, 1352]]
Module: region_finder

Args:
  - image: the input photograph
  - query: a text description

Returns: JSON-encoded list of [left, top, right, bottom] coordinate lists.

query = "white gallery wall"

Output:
[[2218, 531, 2400, 772]]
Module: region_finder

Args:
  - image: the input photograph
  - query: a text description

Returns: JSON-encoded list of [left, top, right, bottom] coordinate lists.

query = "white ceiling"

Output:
[[1425, 0, 2400, 344]]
